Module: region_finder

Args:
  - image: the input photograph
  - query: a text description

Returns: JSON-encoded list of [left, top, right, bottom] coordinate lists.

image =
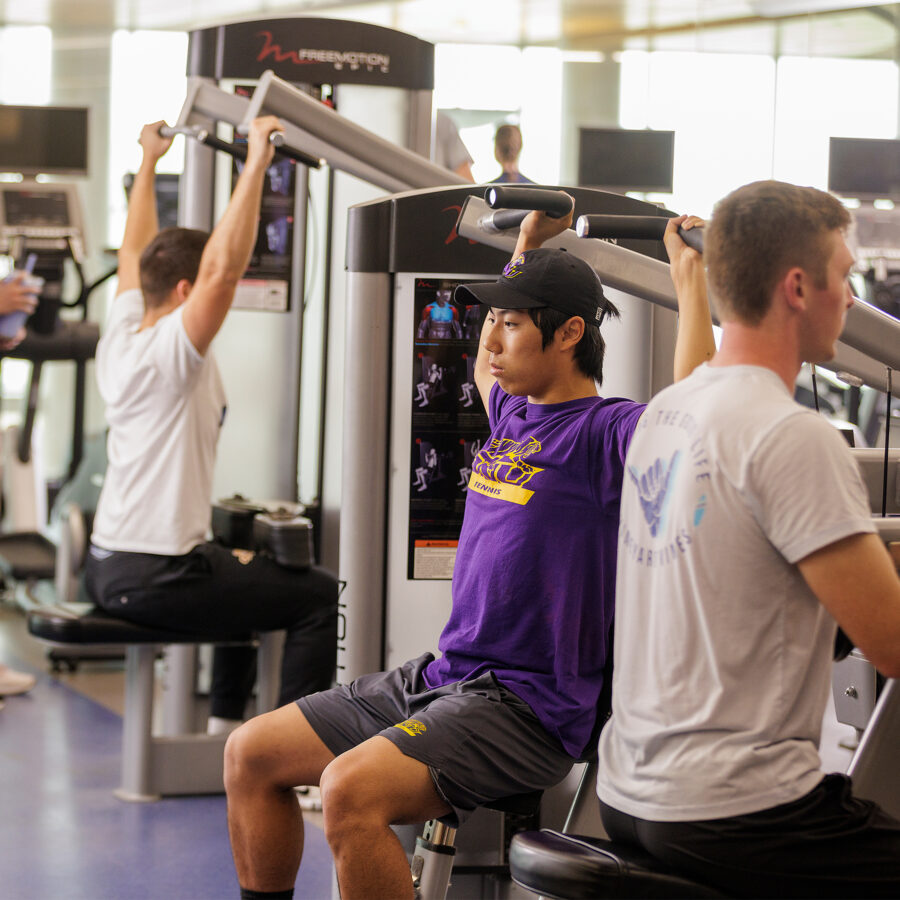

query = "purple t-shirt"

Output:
[[424, 382, 645, 757]]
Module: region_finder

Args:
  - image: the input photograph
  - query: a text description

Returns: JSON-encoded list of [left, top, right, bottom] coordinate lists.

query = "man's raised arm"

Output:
[[117, 121, 173, 297], [473, 206, 575, 408], [181, 116, 281, 356], [665, 215, 716, 382]]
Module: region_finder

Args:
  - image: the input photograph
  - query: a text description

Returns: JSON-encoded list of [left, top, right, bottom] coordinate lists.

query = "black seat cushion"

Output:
[[509, 830, 728, 899], [27, 604, 251, 646]]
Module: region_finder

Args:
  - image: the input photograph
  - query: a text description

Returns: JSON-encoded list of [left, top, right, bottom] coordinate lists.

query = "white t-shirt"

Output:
[[597, 364, 875, 822], [91, 290, 226, 556]]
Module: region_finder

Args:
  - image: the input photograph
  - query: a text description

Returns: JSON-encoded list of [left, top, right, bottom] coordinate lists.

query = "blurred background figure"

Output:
[[434, 111, 475, 183], [490, 123, 533, 184], [0, 661, 36, 697]]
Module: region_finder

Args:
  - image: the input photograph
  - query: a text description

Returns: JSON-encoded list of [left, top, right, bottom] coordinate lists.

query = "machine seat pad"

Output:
[[0, 532, 57, 580], [509, 829, 728, 899], [27, 604, 252, 646]]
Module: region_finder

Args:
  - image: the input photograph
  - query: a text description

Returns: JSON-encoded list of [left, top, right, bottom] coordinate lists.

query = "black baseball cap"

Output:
[[454, 248, 608, 327]]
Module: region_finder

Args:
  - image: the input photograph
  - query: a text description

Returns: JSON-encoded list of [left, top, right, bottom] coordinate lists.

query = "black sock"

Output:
[[239, 887, 294, 899]]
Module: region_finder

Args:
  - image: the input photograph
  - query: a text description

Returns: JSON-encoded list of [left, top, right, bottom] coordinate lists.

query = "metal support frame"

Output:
[[174, 77, 252, 131], [456, 194, 900, 394], [847, 678, 900, 820], [411, 820, 458, 900], [173, 73, 463, 195], [240, 71, 467, 193], [113, 632, 285, 802]]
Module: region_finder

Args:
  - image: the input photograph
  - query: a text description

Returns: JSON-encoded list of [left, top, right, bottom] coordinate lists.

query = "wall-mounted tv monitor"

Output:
[[578, 127, 675, 194], [828, 136, 900, 199], [0, 105, 89, 177]]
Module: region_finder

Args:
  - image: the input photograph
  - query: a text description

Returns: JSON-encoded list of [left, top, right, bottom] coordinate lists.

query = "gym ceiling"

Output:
[[0, 2, 898, 59]]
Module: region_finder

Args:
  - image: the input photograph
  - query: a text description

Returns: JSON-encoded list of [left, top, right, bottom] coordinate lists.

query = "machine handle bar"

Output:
[[266, 131, 324, 169], [158, 125, 322, 169], [576, 214, 704, 253], [478, 187, 575, 234], [485, 186, 575, 217]]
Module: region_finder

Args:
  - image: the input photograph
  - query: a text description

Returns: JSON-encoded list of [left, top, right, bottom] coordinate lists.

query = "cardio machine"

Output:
[[0, 181, 110, 599]]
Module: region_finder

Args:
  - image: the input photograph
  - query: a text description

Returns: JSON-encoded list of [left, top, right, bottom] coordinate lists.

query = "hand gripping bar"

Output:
[[478, 186, 575, 234], [576, 213, 703, 253], [158, 124, 322, 169]]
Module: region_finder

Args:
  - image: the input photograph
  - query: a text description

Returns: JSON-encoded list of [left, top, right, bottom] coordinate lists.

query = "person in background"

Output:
[[0, 272, 38, 350], [434, 112, 475, 183], [0, 272, 42, 700], [490, 124, 534, 184], [0, 659, 36, 697]]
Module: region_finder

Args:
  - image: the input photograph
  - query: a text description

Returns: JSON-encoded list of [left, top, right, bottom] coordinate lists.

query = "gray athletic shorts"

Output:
[[296, 653, 575, 827]]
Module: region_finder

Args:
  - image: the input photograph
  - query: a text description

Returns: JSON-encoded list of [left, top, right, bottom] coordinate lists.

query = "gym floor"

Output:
[[0, 603, 334, 900], [0, 601, 858, 900]]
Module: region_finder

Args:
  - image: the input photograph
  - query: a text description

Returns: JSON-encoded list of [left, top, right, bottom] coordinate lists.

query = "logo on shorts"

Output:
[[394, 718, 427, 737]]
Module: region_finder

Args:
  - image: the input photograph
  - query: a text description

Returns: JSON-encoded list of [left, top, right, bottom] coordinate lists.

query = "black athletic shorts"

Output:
[[297, 653, 575, 827]]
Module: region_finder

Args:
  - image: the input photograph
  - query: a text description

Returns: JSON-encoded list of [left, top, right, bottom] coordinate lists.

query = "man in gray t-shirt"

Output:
[[597, 180, 900, 898]]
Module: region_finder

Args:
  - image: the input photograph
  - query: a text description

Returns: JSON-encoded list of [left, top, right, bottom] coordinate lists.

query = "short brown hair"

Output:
[[494, 124, 523, 166], [139, 227, 209, 309], [705, 181, 851, 325]]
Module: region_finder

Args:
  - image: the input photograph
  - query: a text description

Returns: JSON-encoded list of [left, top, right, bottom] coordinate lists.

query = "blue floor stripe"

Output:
[[0, 658, 334, 899]]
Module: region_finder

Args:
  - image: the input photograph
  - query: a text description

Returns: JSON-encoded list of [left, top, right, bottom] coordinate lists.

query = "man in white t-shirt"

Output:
[[84, 119, 337, 732], [596, 180, 900, 897]]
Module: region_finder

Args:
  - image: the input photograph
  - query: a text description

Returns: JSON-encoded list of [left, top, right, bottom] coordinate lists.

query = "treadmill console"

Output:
[[0, 182, 86, 258]]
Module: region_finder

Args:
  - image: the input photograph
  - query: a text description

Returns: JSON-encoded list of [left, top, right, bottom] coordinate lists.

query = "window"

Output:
[[107, 30, 188, 248]]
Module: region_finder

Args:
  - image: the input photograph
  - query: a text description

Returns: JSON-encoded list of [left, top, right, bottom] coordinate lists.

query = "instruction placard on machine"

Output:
[[408, 277, 489, 579], [233, 278, 289, 311]]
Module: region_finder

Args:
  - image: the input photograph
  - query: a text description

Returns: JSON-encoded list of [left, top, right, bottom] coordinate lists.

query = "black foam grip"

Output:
[[577, 215, 667, 240], [198, 132, 248, 161], [577, 214, 704, 253], [486, 209, 530, 232], [678, 225, 704, 253], [484, 186, 573, 219], [269, 141, 322, 169], [174, 129, 321, 169]]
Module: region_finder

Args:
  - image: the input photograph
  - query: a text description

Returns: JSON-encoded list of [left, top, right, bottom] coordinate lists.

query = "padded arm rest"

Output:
[[509, 830, 727, 899], [27, 605, 251, 645]]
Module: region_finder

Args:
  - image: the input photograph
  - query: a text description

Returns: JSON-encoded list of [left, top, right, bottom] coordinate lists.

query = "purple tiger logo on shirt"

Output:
[[473, 436, 544, 486]]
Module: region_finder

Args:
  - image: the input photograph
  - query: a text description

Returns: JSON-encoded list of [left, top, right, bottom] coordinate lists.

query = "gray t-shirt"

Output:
[[597, 364, 874, 821], [434, 112, 473, 172]]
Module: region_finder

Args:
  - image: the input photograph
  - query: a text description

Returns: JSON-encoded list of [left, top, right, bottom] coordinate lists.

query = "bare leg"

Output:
[[225, 703, 335, 892], [321, 735, 452, 900]]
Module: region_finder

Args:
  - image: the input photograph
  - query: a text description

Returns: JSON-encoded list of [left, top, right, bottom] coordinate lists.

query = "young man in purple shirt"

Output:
[[224, 209, 714, 900]]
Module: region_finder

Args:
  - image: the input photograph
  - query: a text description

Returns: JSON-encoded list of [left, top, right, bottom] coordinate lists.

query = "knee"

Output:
[[223, 717, 282, 794], [319, 756, 379, 845]]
